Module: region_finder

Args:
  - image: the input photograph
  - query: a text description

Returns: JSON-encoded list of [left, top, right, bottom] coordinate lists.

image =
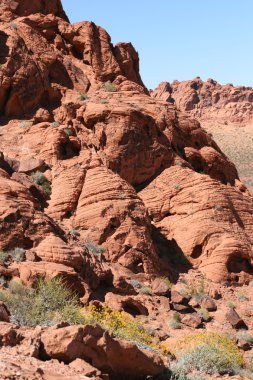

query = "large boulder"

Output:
[[41, 324, 166, 378]]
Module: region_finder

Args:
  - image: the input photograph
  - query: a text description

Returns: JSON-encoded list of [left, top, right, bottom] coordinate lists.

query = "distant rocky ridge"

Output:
[[151, 78, 253, 125]]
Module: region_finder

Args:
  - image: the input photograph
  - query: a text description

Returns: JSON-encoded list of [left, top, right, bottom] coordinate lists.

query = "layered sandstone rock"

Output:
[[0, 1, 252, 376], [151, 78, 253, 125], [0, 0, 252, 294], [0, 0, 69, 22], [0, 322, 165, 379]]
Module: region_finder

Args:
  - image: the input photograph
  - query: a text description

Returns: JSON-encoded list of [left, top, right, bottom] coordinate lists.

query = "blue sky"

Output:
[[62, 0, 252, 89]]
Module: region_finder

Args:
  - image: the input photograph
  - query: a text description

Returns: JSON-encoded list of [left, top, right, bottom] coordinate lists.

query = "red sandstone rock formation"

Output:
[[0, 321, 165, 379], [0, 0, 252, 289], [0, 1, 253, 378], [151, 78, 253, 125]]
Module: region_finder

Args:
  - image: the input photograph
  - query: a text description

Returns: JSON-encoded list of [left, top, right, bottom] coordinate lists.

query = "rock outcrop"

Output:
[[151, 78, 253, 125], [0, 322, 165, 379], [0, 0, 252, 291], [0, 1, 253, 378]]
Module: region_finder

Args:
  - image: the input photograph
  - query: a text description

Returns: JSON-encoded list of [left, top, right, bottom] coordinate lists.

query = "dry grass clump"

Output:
[[169, 331, 243, 377], [31, 171, 51, 195], [0, 278, 84, 326], [104, 81, 116, 92]]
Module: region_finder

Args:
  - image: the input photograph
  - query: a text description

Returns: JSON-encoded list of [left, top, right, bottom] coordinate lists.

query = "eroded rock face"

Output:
[[0, 0, 252, 293], [0, 0, 69, 21], [0, 322, 165, 379], [151, 78, 253, 125], [0, 1, 252, 377], [140, 166, 253, 283]]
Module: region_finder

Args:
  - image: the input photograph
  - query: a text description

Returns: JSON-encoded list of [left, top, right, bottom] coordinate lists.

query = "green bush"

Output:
[[237, 331, 253, 344], [139, 286, 152, 295], [0, 277, 84, 326], [9, 248, 25, 262], [9, 21, 17, 30], [227, 301, 236, 309], [170, 332, 243, 376], [129, 280, 142, 289], [172, 344, 241, 376], [63, 127, 73, 136], [85, 239, 105, 257], [69, 229, 80, 238], [197, 307, 210, 322], [161, 277, 173, 289], [79, 92, 89, 101], [0, 249, 26, 264], [237, 292, 249, 301], [100, 99, 109, 104], [104, 81, 116, 92], [170, 319, 181, 330], [31, 171, 51, 195], [169, 366, 206, 380], [0, 251, 9, 263], [169, 313, 181, 329]]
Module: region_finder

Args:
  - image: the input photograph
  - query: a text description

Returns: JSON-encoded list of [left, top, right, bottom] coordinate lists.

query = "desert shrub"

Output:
[[227, 301, 236, 309], [184, 278, 206, 302], [237, 331, 253, 344], [170, 319, 181, 330], [197, 307, 210, 322], [52, 121, 59, 128], [172, 313, 181, 323], [0, 277, 84, 326], [19, 120, 30, 128], [31, 171, 51, 195], [170, 365, 207, 380], [178, 287, 191, 299], [0, 251, 9, 263], [169, 313, 181, 330], [240, 369, 253, 380], [237, 292, 249, 301], [161, 277, 173, 289], [79, 92, 89, 101], [9, 248, 25, 262], [0, 276, 9, 288], [170, 332, 243, 375], [69, 229, 80, 238], [104, 81, 116, 92], [174, 279, 207, 303], [63, 127, 73, 136], [139, 286, 152, 295], [85, 239, 105, 257], [186, 375, 206, 380], [9, 21, 17, 30], [100, 99, 109, 104], [129, 279, 142, 289], [83, 305, 157, 350], [213, 204, 223, 211]]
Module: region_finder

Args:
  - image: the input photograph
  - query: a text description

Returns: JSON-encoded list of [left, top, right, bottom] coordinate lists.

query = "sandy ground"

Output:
[[202, 122, 253, 194]]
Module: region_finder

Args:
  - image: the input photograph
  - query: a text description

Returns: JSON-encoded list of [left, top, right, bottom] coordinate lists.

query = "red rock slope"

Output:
[[151, 78, 253, 125], [0, 0, 252, 305]]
